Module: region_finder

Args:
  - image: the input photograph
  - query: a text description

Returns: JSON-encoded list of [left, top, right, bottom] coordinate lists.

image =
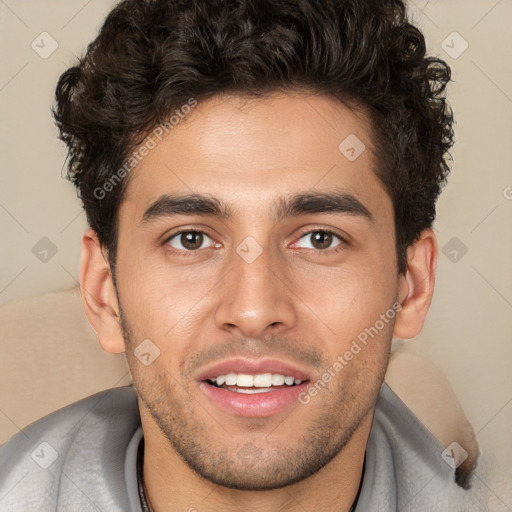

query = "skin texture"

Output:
[[80, 92, 437, 512]]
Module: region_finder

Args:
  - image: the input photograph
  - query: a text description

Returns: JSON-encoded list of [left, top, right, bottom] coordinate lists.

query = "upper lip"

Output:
[[197, 357, 312, 382]]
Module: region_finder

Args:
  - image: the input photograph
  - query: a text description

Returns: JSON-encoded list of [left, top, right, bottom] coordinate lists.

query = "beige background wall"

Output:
[[1, 0, 511, 507]]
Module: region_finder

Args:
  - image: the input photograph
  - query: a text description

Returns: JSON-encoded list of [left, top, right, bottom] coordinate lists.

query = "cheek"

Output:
[[304, 258, 398, 373], [296, 255, 397, 328], [115, 251, 214, 357]]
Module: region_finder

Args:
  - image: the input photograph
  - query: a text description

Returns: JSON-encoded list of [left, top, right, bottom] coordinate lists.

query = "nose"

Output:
[[214, 242, 298, 338]]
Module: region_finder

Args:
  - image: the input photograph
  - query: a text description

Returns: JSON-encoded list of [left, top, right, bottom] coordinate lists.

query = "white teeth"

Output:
[[236, 374, 254, 387], [253, 373, 273, 387], [225, 373, 237, 386], [210, 372, 303, 388], [227, 387, 273, 394], [271, 374, 285, 386]]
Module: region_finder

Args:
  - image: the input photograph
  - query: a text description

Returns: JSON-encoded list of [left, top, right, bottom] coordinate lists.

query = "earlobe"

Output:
[[79, 229, 126, 354], [393, 229, 438, 340]]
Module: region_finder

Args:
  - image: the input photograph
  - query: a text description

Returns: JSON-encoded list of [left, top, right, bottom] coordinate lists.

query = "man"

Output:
[[0, 0, 483, 510]]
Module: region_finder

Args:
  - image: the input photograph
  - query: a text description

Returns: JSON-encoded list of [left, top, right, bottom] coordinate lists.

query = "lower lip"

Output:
[[199, 381, 309, 417]]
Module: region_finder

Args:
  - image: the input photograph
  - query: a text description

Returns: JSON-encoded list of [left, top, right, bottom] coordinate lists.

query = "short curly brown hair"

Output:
[[53, 0, 454, 276]]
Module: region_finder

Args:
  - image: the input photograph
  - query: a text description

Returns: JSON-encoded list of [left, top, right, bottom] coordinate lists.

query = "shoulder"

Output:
[[356, 383, 485, 511], [0, 386, 141, 511]]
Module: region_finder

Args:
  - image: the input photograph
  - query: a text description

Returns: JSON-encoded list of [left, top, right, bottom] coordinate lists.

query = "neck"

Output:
[[141, 412, 372, 512]]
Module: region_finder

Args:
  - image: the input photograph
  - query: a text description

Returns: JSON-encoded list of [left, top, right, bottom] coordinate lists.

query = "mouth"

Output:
[[207, 372, 304, 393], [198, 358, 311, 417]]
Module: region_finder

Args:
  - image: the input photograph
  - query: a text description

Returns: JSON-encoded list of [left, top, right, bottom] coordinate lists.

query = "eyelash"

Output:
[[163, 228, 348, 257]]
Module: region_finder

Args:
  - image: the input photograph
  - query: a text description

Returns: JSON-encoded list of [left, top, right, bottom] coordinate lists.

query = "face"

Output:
[[114, 92, 400, 490]]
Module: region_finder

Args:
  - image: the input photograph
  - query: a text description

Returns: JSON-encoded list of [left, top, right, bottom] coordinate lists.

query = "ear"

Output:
[[393, 229, 438, 340], [79, 229, 126, 354]]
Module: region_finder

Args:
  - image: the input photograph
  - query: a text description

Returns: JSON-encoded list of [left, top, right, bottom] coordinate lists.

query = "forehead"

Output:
[[120, 92, 392, 226]]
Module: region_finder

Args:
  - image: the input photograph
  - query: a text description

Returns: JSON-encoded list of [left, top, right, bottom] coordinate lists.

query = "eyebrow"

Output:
[[139, 190, 374, 226]]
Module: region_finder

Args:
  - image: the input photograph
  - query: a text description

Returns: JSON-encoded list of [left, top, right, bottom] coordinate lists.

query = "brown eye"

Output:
[[310, 231, 333, 249], [181, 232, 203, 250], [294, 230, 343, 251], [167, 231, 212, 251]]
